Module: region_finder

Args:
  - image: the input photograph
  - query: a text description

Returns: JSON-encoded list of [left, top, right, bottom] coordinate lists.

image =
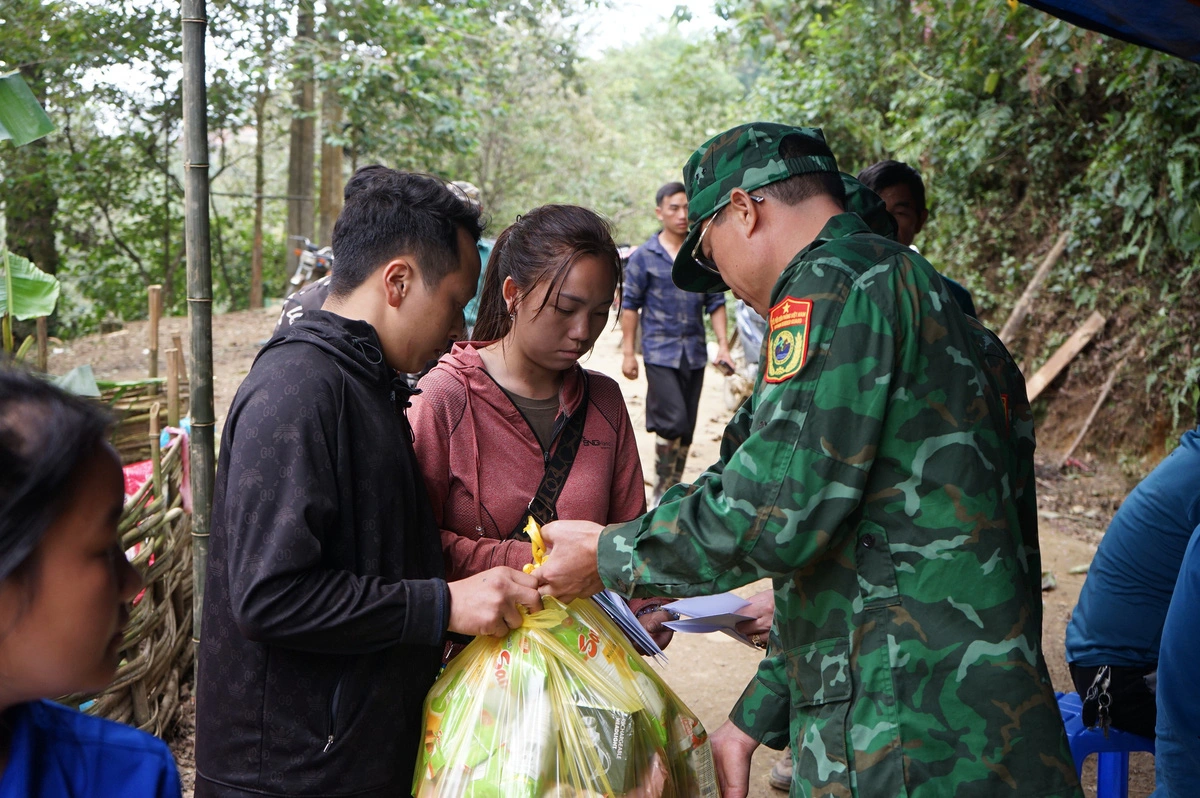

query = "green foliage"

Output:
[[0, 70, 54, 145], [438, 24, 750, 244], [720, 0, 1200, 443], [0, 248, 60, 320], [0, 247, 60, 352]]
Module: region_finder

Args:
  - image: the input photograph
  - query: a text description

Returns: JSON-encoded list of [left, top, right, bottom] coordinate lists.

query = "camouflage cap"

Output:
[[672, 122, 897, 293], [449, 180, 482, 209]]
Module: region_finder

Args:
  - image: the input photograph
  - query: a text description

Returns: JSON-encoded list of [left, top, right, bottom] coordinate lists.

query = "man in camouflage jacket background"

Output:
[[535, 122, 1081, 797]]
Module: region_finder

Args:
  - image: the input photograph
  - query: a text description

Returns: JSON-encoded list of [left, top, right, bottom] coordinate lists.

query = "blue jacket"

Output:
[[0, 700, 180, 797], [1066, 428, 1200, 668], [1153, 526, 1200, 795]]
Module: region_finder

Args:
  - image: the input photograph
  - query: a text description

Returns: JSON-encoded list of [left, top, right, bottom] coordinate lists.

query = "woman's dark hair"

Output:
[[471, 205, 622, 343], [330, 169, 485, 297], [0, 368, 112, 584]]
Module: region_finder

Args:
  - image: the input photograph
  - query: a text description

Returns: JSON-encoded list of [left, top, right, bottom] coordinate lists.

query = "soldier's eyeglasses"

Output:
[[692, 195, 764, 276]]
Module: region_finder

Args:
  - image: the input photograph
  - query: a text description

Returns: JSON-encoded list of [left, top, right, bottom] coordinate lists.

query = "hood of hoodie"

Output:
[[257, 309, 416, 405]]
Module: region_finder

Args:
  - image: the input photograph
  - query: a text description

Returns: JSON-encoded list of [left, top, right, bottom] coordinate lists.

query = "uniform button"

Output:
[[861, 534, 876, 549]]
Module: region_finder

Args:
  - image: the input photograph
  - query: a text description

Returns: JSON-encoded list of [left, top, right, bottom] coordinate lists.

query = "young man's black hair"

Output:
[[857, 159, 926, 214], [342, 163, 391, 201], [330, 171, 484, 297], [656, 181, 686, 207]]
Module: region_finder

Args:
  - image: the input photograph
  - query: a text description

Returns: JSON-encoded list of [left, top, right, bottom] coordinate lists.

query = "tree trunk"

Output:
[[318, 87, 343, 246], [251, 85, 267, 308], [285, 0, 316, 280], [2, 66, 59, 279], [317, 2, 343, 246], [250, 0, 273, 309]]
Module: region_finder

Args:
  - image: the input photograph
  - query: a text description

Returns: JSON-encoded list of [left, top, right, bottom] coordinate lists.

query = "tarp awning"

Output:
[[1020, 0, 1200, 63]]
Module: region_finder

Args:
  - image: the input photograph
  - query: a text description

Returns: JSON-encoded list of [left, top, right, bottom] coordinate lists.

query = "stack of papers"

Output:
[[662, 593, 758, 648], [592, 590, 666, 663]]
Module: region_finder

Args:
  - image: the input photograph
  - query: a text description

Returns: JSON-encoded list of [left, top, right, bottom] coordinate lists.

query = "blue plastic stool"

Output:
[[1056, 691, 1155, 798]]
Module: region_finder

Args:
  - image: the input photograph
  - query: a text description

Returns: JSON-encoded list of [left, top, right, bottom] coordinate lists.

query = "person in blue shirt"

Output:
[[1152, 524, 1200, 796], [621, 181, 732, 504], [0, 368, 181, 797], [1065, 397, 1200, 738]]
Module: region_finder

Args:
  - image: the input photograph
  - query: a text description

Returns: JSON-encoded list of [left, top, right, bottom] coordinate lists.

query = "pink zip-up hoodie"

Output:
[[409, 342, 649, 588]]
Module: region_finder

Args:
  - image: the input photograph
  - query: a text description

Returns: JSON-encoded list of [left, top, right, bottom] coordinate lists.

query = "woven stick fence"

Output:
[[61, 406, 194, 738], [101, 373, 190, 465]]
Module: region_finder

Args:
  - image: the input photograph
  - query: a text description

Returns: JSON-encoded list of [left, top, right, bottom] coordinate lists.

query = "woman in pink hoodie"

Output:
[[409, 205, 673, 652]]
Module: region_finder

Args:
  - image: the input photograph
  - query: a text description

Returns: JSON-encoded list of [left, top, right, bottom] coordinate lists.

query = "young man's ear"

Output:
[[381, 258, 415, 308], [915, 209, 929, 237]]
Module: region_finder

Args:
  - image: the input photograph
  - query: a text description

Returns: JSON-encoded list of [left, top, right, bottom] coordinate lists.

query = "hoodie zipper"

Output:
[[325, 673, 345, 753]]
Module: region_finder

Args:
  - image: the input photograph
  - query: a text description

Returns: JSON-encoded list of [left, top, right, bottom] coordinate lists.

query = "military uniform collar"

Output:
[[770, 212, 873, 305]]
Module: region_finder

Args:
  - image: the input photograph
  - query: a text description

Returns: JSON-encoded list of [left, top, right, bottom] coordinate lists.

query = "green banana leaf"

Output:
[[54, 365, 101, 397], [0, 71, 55, 146], [1, 249, 61, 321]]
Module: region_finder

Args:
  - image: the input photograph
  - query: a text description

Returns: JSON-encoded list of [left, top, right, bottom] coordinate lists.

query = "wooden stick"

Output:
[[999, 231, 1070, 345], [1058, 337, 1139, 468], [171, 334, 188, 384], [36, 317, 48, 371], [147, 285, 163, 386], [166, 348, 180, 427], [1026, 311, 1106, 402]]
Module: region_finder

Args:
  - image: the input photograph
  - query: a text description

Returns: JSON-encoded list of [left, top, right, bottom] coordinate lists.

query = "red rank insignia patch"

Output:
[[765, 297, 812, 384]]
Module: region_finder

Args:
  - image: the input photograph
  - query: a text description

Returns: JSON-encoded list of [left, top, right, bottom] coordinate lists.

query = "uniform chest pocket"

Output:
[[788, 636, 853, 795], [855, 520, 900, 608]]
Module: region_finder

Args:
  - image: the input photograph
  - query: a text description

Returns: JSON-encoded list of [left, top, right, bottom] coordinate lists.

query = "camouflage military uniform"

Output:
[[597, 124, 1080, 797]]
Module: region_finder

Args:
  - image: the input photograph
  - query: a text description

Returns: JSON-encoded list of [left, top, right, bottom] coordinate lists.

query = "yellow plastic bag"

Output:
[[414, 526, 718, 798]]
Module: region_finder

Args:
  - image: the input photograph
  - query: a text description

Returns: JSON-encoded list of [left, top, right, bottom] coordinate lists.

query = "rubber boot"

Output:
[[651, 436, 680, 506], [672, 443, 690, 484], [769, 748, 792, 791]]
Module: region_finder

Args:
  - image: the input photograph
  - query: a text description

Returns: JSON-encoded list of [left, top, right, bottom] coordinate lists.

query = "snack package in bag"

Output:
[[414, 523, 719, 798]]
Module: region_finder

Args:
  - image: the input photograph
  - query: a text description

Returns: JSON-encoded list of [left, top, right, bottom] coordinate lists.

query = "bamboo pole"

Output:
[[36, 317, 48, 371], [166, 348, 180, 427], [999, 231, 1070, 346], [172, 334, 188, 385], [182, 0, 215, 682], [148, 285, 162, 386]]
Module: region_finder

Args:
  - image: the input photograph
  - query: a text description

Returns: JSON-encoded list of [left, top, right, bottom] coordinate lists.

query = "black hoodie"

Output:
[[195, 311, 448, 797]]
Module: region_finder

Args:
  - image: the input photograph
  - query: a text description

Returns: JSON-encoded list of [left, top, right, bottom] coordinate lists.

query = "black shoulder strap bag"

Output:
[[509, 373, 590, 541]]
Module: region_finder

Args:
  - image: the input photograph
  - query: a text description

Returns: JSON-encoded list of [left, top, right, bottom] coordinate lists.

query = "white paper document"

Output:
[[661, 593, 758, 648]]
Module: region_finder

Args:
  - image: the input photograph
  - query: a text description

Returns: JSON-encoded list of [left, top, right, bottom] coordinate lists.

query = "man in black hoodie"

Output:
[[195, 169, 542, 797]]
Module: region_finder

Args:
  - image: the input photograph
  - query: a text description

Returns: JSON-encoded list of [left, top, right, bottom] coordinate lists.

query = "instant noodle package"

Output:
[[413, 589, 719, 798]]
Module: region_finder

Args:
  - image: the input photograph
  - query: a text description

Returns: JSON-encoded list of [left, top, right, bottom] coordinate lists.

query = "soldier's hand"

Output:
[[534, 520, 605, 602], [622, 353, 639, 381], [447, 567, 542, 637], [710, 721, 760, 798], [734, 588, 775, 642]]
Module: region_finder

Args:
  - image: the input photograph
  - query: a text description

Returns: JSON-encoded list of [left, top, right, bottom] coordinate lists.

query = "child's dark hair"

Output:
[[471, 205, 622, 343], [330, 169, 485, 297], [0, 368, 112, 585], [856, 160, 927, 213]]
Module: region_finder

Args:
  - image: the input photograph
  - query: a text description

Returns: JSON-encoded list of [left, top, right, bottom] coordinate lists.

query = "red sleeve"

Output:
[[606, 385, 648, 525], [410, 369, 533, 582]]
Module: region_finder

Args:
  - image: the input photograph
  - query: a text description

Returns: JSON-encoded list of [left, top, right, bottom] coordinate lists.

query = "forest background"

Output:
[[2, 0, 1199, 461]]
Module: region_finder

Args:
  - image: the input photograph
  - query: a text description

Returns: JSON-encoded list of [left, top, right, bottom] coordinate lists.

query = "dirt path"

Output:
[[50, 307, 1149, 796]]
